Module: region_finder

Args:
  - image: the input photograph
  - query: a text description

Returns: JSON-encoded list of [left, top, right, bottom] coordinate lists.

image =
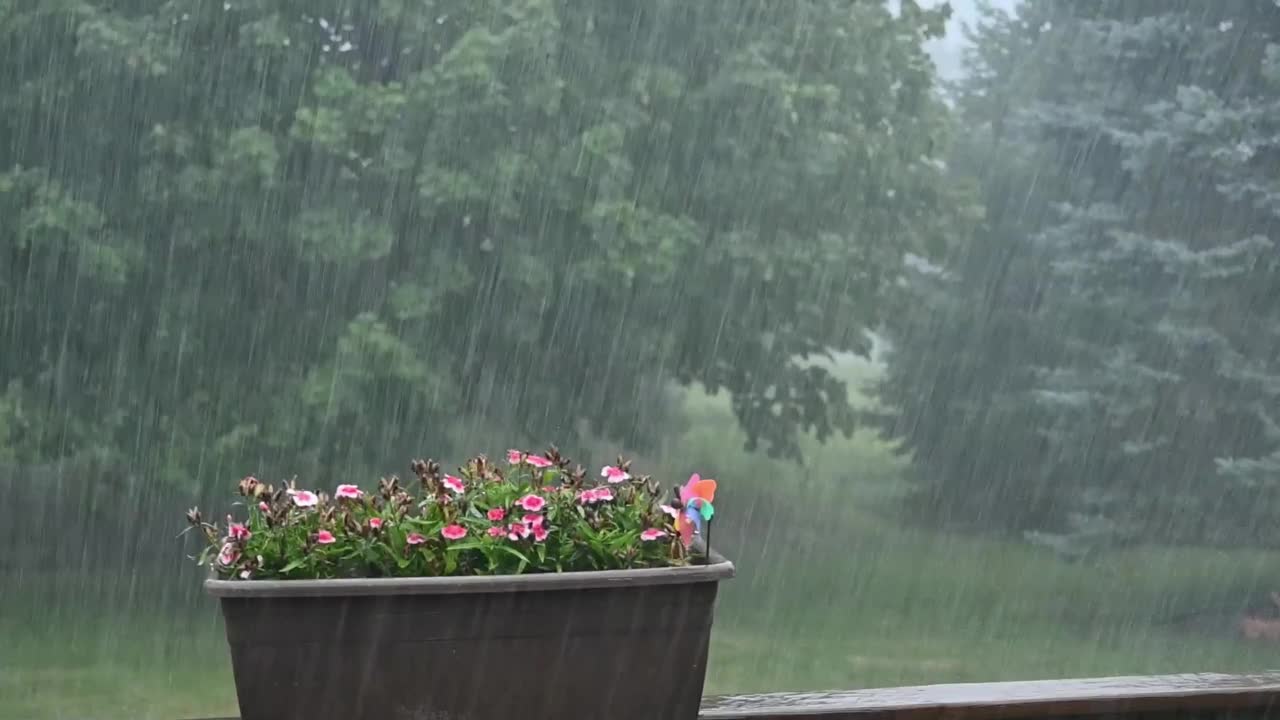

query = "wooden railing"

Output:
[[698, 673, 1280, 720], [195, 672, 1280, 719]]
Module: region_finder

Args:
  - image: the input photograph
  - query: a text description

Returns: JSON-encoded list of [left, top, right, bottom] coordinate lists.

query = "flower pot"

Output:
[[207, 555, 734, 720]]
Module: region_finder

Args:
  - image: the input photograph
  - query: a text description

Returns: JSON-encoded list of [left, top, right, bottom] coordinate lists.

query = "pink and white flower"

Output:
[[406, 532, 426, 545], [441, 524, 468, 541], [577, 487, 615, 505], [601, 465, 630, 483], [289, 489, 319, 508], [525, 454, 554, 469], [334, 484, 362, 500], [217, 543, 239, 566], [660, 504, 680, 519], [518, 494, 546, 512], [315, 530, 336, 545], [442, 475, 466, 494], [368, 517, 384, 530], [640, 528, 667, 542], [228, 522, 251, 541], [507, 522, 532, 541], [532, 525, 549, 542], [258, 501, 270, 513], [506, 449, 526, 464], [487, 507, 506, 522], [487, 526, 506, 538], [522, 513, 544, 529]]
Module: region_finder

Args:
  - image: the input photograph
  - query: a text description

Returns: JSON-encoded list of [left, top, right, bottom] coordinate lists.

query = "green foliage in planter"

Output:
[[186, 448, 713, 578]]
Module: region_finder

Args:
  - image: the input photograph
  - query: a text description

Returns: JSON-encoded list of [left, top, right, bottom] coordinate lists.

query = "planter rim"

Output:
[[205, 552, 734, 598]]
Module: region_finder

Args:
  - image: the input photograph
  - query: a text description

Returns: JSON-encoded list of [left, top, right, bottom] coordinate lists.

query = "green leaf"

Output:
[[490, 544, 533, 567], [196, 546, 215, 566]]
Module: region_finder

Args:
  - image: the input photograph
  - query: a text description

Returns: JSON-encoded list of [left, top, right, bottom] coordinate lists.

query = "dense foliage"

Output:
[[189, 449, 711, 578], [877, 0, 1280, 549], [0, 0, 960, 491]]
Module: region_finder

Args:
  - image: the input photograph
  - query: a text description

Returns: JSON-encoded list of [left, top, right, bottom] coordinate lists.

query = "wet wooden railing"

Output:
[[195, 672, 1280, 719], [698, 673, 1280, 719]]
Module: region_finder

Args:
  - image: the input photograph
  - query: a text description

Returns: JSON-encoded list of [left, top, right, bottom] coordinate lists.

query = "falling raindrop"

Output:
[[4, 2, 1280, 718]]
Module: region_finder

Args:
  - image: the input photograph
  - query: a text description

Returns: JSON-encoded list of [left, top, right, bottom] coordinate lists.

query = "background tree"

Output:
[[0, 0, 961, 493], [877, 0, 1280, 550]]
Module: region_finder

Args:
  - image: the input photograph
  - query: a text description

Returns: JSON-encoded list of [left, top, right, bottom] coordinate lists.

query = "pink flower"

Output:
[[601, 465, 631, 483], [258, 501, 270, 513], [526, 454, 553, 469], [406, 532, 426, 545], [518, 494, 546, 512], [218, 543, 239, 566], [660, 504, 679, 519], [577, 487, 614, 505], [487, 507, 506, 522], [506, 449, 526, 464], [334, 484, 362, 500], [369, 517, 384, 530], [228, 523, 251, 541], [442, 475, 466, 494], [289, 489, 318, 508], [487, 525, 506, 538], [505, 513, 547, 541], [641, 528, 667, 542], [315, 530, 336, 545], [441, 524, 468, 541]]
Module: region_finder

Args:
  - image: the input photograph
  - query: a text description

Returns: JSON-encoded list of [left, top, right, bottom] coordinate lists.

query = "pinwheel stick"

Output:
[[699, 515, 712, 565]]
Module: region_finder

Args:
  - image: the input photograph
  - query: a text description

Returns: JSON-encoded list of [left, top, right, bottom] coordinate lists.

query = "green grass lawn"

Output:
[[5, 356, 1280, 719], [707, 519, 1280, 692], [0, 625, 233, 720]]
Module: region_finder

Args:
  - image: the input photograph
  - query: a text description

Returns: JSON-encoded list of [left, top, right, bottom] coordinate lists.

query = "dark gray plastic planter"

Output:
[[206, 555, 734, 720]]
